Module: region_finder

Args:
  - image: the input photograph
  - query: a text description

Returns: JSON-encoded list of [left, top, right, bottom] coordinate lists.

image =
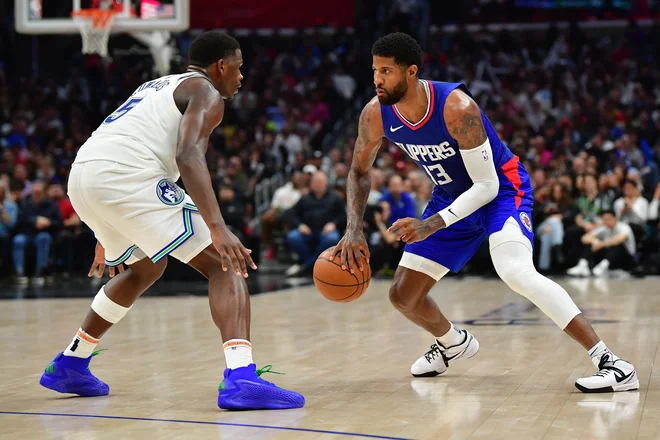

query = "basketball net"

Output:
[[71, 2, 117, 58]]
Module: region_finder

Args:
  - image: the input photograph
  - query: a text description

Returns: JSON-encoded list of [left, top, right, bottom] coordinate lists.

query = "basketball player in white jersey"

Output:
[[39, 31, 304, 411]]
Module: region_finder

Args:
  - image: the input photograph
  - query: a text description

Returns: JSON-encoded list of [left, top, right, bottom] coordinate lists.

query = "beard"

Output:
[[377, 78, 408, 106]]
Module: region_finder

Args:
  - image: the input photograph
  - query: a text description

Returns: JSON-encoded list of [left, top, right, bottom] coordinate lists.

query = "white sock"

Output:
[[436, 323, 464, 347], [223, 339, 253, 370], [64, 328, 100, 358], [589, 341, 618, 367]]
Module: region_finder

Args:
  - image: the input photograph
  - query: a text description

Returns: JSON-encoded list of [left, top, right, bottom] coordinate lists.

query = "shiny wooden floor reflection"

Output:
[[1, 276, 659, 439]]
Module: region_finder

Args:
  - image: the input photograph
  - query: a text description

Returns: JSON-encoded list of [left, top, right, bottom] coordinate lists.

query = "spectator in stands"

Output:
[[13, 182, 62, 285], [217, 183, 261, 263], [13, 164, 32, 200], [563, 173, 611, 265], [48, 183, 81, 277], [536, 183, 575, 272], [614, 179, 649, 238], [261, 171, 307, 260], [380, 175, 416, 224], [0, 181, 19, 276], [286, 171, 345, 276], [367, 168, 386, 206], [567, 210, 636, 277]]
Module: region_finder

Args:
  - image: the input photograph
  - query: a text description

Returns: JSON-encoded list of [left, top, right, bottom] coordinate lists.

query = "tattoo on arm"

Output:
[[445, 93, 488, 150], [347, 105, 380, 233]]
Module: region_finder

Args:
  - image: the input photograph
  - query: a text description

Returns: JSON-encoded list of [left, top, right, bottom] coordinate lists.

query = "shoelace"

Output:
[[87, 349, 107, 371], [593, 354, 626, 378], [424, 344, 443, 362], [256, 364, 284, 387]]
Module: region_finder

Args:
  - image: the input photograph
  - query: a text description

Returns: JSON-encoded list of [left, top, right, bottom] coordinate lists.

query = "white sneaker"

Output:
[[411, 330, 480, 377], [575, 353, 639, 393], [285, 264, 302, 277], [567, 259, 591, 277], [592, 259, 610, 277]]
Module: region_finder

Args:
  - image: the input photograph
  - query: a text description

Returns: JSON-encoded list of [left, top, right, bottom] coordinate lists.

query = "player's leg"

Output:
[[185, 244, 304, 410], [391, 255, 480, 377], [40, 255, 167, 396], [489, 217, 638, 393]]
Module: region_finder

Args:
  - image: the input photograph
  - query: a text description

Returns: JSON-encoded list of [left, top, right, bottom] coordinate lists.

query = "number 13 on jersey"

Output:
[[422, 163, 453, 185], [104, 97, 144, 124]]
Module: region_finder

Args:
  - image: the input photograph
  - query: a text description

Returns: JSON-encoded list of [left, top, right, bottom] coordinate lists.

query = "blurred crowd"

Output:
[[1, 16, 660, 283]]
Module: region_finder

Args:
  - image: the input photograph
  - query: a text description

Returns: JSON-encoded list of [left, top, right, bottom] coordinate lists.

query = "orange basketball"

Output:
[[313, 247, 371, 303]]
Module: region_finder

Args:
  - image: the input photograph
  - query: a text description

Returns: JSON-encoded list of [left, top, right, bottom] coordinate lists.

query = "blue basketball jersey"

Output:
[[380, 80, 536, 272], [380, 80, 533, 209]]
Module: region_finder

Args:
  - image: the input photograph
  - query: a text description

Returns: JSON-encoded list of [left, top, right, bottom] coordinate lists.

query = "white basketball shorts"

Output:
[[68, 160, 212, 266]]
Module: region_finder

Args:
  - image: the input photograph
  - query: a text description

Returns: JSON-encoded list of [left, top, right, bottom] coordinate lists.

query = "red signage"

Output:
[[190, 0, 354, 29]]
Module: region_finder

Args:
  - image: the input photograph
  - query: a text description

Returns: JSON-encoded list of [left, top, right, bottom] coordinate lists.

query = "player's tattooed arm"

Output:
[[444, 90, 488, 151], [331, 98, 383, 273], [347, 99, 382, 234]]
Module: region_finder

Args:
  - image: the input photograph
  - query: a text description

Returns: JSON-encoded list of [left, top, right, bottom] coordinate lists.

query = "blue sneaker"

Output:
[[217, 364, 305, 410], [39, 351, 109, 397]]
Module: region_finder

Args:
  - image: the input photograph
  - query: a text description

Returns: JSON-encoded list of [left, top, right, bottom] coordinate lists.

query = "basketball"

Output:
[[313, 247, 371, 303]]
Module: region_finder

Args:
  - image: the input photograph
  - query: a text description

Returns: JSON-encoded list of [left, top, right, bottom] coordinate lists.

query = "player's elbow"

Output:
[[476, 178, 499, 204]]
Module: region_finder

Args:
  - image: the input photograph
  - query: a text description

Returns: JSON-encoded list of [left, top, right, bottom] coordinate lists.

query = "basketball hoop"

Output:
[[71, 9, 117, 58]]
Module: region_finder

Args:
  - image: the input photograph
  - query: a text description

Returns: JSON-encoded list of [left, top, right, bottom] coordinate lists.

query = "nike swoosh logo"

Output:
[[612, 365, 634, 383], [448, 208, 458, 218], [390, 125, 404, 132]]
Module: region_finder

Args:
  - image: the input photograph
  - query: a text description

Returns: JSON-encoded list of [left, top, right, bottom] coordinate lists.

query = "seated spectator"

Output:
[[13, 182, 62, 285], [48, 183, 81, 277], [567, 210, 636, 277], [563, 173, 611, 266], [366, 206, 404, 276], [218, 183, 261, 265], [613, 179, 649, 239], [261, 171, 307, 260], [536, 183, 576, 271], [366, 168, 386, 206], [286, 172, 345, 276], [380, 175, 416, 224], [0, 181, 19, 276]]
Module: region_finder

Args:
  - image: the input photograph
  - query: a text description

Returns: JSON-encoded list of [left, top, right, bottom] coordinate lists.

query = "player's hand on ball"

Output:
[[88, 241, 125, 278], [388, 216, 445, 244], [211, 227, 257, 278], [331, 229, 369, 274]]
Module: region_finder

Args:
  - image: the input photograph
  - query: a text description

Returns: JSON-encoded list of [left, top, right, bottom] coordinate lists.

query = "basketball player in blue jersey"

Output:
[[333, 33, 638, 393]]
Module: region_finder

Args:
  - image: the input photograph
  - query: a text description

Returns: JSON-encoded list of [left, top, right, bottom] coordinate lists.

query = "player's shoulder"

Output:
[[173, 74, 222, 113], [360, 96, 384, 136], [443, 87, 478, 117]]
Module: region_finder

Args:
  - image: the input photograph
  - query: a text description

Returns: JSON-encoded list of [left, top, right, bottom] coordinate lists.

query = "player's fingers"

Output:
[[97, 262, 106, 278], [88, 263, 96, 278], [228, 249, 243, 277], [330, 243, 342, 260], [340, 247, 349, 271], [118, 264, 125, 273], [233, 246, 249, 277], [346, 248, 357, 274], [109, 266, 115, 278], [217, 248, 229, 272], [241, 247, 257, 270]]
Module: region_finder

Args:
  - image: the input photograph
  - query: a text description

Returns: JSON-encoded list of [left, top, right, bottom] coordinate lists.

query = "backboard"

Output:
[[15, 0, 189, 34]]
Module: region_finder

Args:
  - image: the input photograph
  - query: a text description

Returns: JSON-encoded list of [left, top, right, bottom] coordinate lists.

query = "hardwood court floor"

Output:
[[1, 276, 659, 439]]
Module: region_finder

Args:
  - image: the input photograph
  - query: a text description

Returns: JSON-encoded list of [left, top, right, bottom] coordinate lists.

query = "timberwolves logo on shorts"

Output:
[[156, 179, 184, 206], [519, 212, 533, 232]]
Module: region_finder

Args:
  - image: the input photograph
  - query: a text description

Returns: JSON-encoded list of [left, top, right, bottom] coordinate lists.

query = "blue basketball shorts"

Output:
[[402, 191, 535, 274]]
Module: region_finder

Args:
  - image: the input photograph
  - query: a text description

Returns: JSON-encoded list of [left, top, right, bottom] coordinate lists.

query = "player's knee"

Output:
[[389, 280, 415, 312], [493, 258, 533, 294], [133, 257, 168, 284]]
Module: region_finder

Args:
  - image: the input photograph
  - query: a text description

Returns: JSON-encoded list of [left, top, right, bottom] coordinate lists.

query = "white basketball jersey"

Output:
[[74, 72, 209, 181]]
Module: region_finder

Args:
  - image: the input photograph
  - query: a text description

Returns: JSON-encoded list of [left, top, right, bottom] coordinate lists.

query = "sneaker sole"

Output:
[[574, 379, 640, 393]]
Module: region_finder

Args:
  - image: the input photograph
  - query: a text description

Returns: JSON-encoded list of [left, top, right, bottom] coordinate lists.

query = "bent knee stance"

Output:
[[490, 239, 581, 329]]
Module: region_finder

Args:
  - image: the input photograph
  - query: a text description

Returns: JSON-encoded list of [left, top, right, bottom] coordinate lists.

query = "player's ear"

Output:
[[408, 65, 418, 78], [217, 59, 225, 75]]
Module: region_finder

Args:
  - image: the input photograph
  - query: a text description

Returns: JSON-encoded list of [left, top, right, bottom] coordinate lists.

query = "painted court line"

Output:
[[0, 411, 413, 440]]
